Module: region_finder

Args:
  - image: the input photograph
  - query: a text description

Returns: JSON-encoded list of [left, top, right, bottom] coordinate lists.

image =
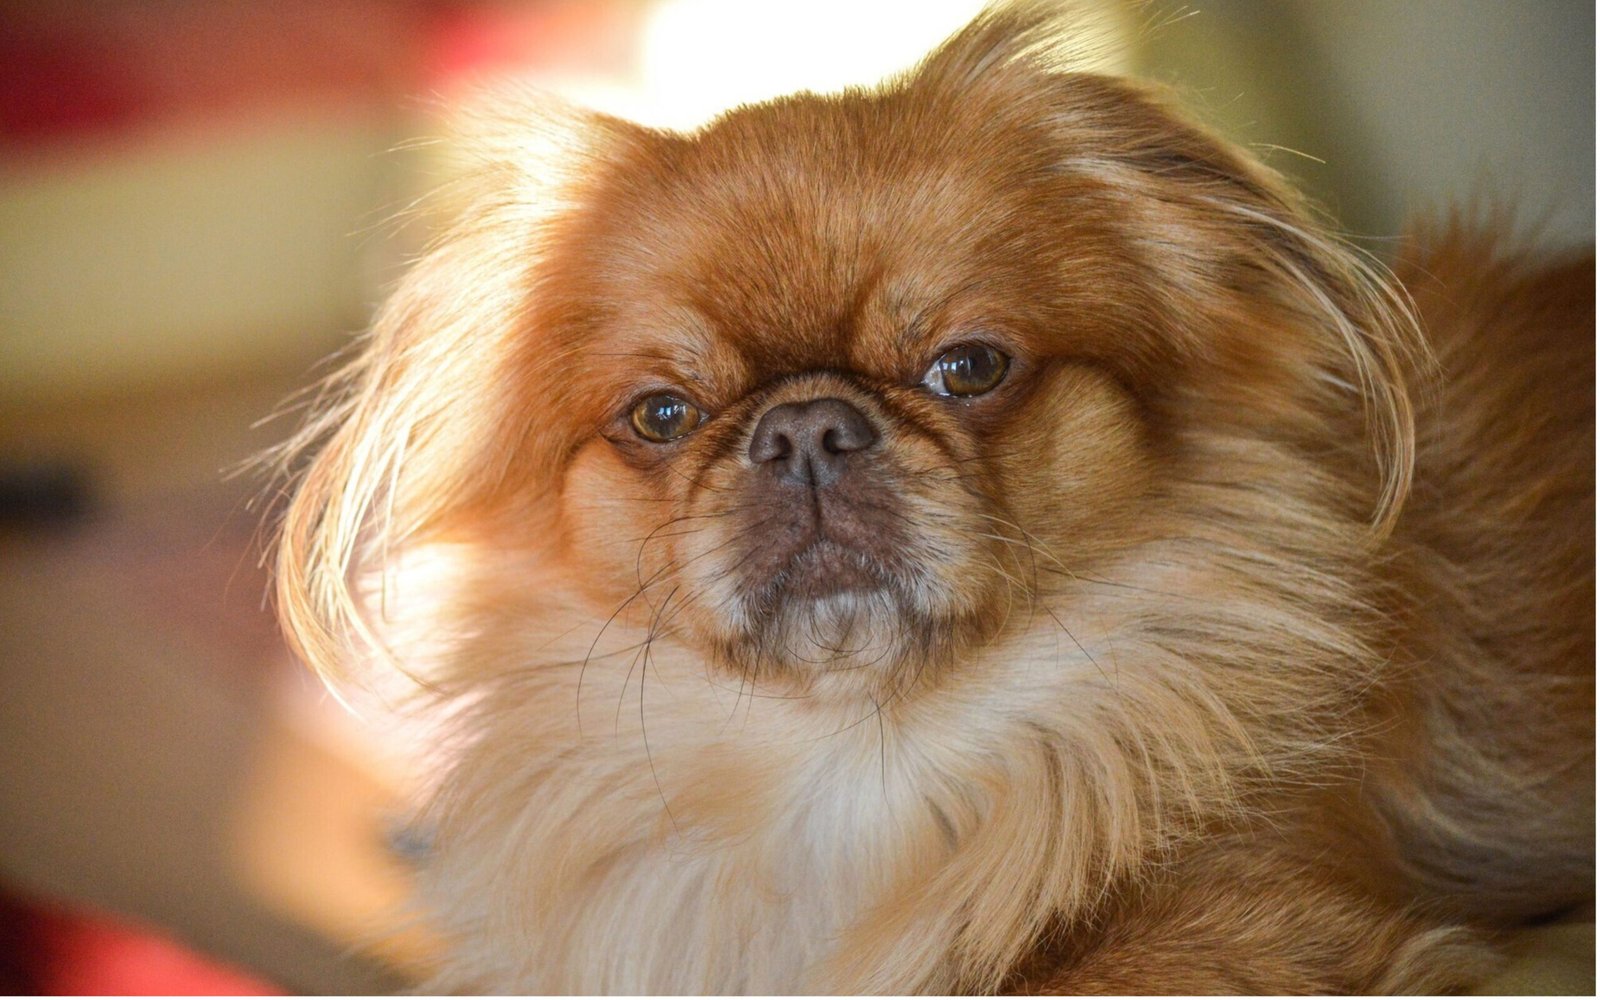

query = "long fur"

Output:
[[268, 3, 1593, 992]]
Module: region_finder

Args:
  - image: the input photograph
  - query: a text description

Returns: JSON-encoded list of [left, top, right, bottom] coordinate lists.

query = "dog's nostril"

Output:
[[765, 432, 794, 463], [748, 426, 792, 466], [748, 397, 878, 486], [822, 413, 874, 454]]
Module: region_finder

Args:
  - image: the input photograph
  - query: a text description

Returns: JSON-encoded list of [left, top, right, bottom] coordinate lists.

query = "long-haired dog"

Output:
[[270, 4, 1593, 991]]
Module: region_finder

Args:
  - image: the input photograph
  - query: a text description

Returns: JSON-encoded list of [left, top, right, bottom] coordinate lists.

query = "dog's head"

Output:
[[274, 4, 1417, 707]]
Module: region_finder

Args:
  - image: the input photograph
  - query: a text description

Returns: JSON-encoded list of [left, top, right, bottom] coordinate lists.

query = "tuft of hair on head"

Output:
[[908, 0, 1127, 88]]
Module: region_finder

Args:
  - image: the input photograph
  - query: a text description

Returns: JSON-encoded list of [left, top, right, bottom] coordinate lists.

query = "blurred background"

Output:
[[0, 0, 1591, 992]]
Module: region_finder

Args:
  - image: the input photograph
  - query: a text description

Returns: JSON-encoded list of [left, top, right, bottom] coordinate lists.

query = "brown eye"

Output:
[[922, 344, 1009, 397], [630, 393, 703, 443]]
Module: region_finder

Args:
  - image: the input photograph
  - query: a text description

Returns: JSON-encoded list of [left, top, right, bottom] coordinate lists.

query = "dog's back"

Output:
[[1379, 224, 1594, 923]]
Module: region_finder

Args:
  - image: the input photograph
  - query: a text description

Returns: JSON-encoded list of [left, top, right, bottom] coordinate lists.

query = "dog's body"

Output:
[[273, 6, 1593, 992]]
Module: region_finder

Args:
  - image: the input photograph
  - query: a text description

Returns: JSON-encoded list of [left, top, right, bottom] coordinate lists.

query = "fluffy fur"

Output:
[[270, 4, 1593, 992]]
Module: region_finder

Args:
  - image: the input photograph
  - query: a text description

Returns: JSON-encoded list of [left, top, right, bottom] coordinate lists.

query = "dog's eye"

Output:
[[922, 344, 1009, 397], [630, 393, 703, 442]]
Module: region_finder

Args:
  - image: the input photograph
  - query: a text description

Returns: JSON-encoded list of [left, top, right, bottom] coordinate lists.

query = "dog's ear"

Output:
[[270, 92, 654, 687], [1058, 75, 1423, 535], [910, 2, 1423, 535]]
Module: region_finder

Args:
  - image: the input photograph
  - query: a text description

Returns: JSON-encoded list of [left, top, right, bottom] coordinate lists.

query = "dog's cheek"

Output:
[[557, 438, 683, 611], [993, 363, 1155, 567]]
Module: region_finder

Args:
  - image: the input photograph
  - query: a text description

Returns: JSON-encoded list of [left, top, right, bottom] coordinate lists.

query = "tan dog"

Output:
[[272, 3, 1593, 991]]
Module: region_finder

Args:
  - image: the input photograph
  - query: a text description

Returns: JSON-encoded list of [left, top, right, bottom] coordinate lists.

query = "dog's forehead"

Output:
[[590, 94, 1050, 377]]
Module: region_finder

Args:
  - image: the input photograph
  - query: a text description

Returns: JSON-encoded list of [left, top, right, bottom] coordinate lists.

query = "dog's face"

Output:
[[543, 87, 1163, 693]]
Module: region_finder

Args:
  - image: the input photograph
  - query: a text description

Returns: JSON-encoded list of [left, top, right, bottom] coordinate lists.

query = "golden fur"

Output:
[[269, 4, 1593, 992]]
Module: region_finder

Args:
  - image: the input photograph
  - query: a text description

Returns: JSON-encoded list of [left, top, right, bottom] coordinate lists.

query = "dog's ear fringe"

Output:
[[1139, 123, 1427, 539], [267, 245, 503, 690], [264, 90, 648, 689], [1232, 202, 1426, 539], [1173, 142, 1426, 537]]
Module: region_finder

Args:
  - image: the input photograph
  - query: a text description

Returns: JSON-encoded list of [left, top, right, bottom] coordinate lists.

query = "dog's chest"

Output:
[[570, 746, 925, 991]]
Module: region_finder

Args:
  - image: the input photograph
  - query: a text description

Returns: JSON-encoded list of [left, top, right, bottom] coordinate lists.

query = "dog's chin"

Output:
[[706, 543, 958, 685]]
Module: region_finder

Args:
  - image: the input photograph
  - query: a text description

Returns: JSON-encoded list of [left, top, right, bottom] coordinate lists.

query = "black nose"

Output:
[[747, 398, 878, 487]]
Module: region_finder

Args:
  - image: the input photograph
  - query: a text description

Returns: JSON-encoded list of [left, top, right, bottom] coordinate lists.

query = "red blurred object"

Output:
[[0, 888, 280, 996], [419, 0, 640, 87], [0, 0, 648, 151], [0, 0, 427, 148]]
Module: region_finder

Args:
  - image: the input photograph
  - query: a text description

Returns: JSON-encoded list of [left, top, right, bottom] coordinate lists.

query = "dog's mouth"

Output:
[[731, 482, 916, 614], [695, 503, 954, 680], [762, 537, 896, 602]]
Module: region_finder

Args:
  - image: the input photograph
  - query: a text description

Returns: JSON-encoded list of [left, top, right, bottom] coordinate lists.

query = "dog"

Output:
[[270, 3, 1594, 991]]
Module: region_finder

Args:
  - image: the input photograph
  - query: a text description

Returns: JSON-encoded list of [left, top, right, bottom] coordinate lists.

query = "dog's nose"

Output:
[[747, 398, 878, 487]]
